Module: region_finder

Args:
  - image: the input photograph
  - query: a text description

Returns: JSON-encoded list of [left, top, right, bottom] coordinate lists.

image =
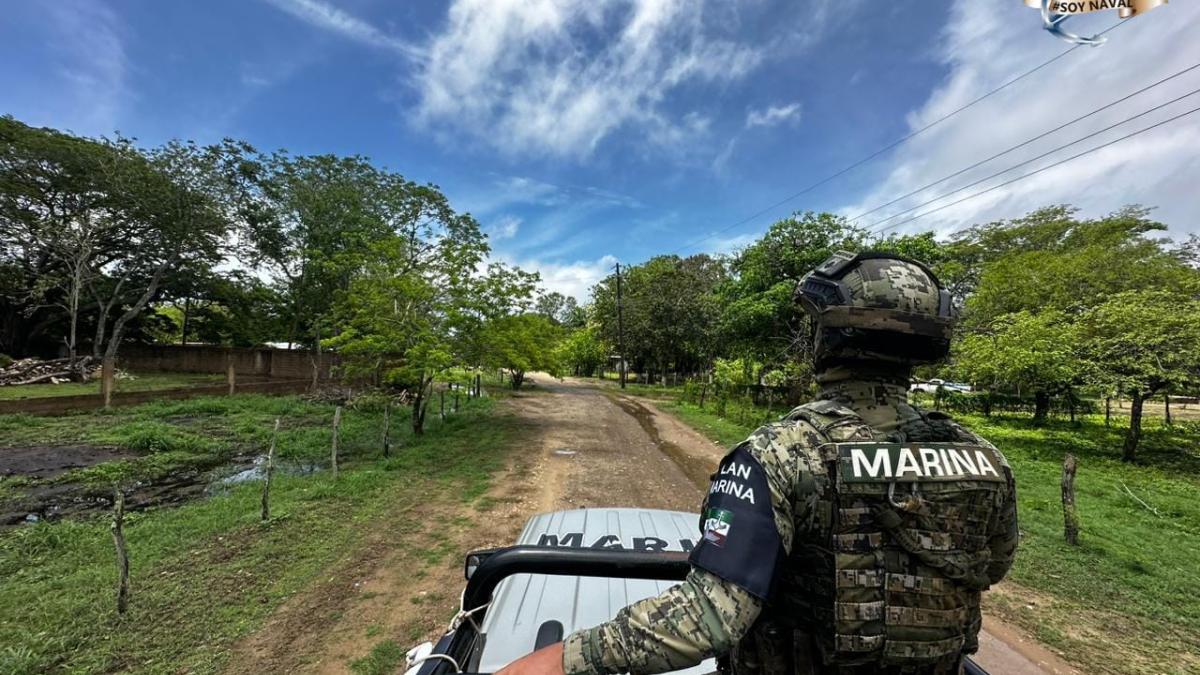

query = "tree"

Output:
[[0, 119, 233, 368], [1078, 290, 1200, 462], [324, 175, 488, 434], [719, 212, 867, 382], [955, 311, 1083, 423], [556, 325, 609, 377], [0, 118, 135, 374], [535, 291, 580, 326], [484, 313, 563, 389], [592, 254, 726, 381], [959, 206, 1196, 326]]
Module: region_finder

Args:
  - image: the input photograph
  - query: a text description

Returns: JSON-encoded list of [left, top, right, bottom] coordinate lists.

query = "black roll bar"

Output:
[[463, 546, 690, 611]]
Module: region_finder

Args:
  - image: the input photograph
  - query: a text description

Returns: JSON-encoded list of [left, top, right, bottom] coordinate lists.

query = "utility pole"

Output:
[[615, 262, 626, 389]]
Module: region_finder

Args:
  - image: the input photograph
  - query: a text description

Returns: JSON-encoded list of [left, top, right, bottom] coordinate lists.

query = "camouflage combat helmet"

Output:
[[796, 251, 953, 365]]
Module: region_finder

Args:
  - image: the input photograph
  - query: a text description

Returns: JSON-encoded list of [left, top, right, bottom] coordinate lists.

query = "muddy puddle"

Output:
[[610, 395, 716, 489], [0, 444, 321, 527]]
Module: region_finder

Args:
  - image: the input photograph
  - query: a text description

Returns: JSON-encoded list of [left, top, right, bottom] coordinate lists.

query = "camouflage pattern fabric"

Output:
[[561, 378, 1018, 675]]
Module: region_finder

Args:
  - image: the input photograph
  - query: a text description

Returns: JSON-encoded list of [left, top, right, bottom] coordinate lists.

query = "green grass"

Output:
[[349, 640, 406, 675], [0, 371, 225, 400], [641, 392, 1200, 674], [0, 391, 517, 675]]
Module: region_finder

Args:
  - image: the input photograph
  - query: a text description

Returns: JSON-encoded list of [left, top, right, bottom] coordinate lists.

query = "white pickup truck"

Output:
[[910, 378, 973, 394], [402, 507, 988, 675]]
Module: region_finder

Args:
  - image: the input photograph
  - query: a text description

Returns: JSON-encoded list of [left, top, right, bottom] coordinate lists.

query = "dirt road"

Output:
[[227, 376, 1078, 674]]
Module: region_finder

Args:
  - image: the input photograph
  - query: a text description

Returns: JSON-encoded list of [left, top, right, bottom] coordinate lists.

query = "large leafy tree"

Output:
[[557, 325, 609, 377], [718, 212, 867, 380], [955, 310, 1083, 423], [0, 118, 233, 368], [483, 313, 563, 389], [1078, 290, 1200, 462], [959, 206, 1196, 326], [324, 175, 488, 434], [592, 254, 727, 379]]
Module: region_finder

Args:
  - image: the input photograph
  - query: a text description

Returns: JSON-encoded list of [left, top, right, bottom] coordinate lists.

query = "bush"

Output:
[[100, 420, 216, 454], [0, 353, 13, 369], [926, 390, 1098, 416]]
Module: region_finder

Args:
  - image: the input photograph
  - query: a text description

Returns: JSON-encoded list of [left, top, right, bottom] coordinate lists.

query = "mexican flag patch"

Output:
[[703, 508, 734, 547]]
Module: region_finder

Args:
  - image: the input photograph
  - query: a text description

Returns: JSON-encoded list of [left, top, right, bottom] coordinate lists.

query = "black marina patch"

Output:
[[688, 443, 783, 599]]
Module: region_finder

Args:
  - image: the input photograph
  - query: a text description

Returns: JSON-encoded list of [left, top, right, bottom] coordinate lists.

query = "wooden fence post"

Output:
[[699, 383, 707, 409], [261, 418, 279, 522], [454, 389, 460, 413], [111, 489, 130, 613], [226, 360, 237, 396], [382, 402, 391, 458], [1164, 394, 1173, 426], [100, 358, 116, 410], [331, 406, 342, 479], [1062, 453, 1079, 546]]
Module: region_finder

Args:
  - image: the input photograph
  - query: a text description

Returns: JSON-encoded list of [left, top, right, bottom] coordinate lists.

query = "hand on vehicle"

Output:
[[495, 642, 565, 675]]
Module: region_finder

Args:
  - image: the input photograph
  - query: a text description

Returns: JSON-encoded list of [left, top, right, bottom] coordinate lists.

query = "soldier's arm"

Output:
[[561, 569, 761, 675], [559, 424, 806, 675], [985, 469, 1019, 585]]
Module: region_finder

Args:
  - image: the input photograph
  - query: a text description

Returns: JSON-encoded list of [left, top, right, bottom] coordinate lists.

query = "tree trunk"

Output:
[[1164, 393, 1172, 426], [412, 377, 429, 435], [1033, 390, 1051, 425], [103, 262, 170, 362], [1061, 454, 1079, 546], [511, 370, 525, 390], [1122, 390, 1144, 463], [1105, 397, 1112, 427]]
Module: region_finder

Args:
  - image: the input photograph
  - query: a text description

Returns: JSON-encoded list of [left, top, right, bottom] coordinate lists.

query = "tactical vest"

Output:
[[766, 400, 1011, 673]]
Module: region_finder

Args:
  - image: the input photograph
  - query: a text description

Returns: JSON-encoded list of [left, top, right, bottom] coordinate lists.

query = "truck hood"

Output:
[[476, 507, 713, 674]]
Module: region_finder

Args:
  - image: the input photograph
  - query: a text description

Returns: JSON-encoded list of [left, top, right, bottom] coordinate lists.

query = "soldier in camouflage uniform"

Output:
[[498, 251, 1019, 675]]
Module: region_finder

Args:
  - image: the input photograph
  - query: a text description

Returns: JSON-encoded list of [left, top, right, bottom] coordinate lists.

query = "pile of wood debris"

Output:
[[0, 357, 99, 386]]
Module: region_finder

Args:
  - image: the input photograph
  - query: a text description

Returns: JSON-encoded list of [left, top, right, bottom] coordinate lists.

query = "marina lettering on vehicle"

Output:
[[537, 532, 696, 552]]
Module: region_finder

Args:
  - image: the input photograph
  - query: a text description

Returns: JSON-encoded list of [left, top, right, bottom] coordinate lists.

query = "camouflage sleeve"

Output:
[[561, 568, 762, 675], [561, 423, 812, 675], [985, 470, 1019, 585]]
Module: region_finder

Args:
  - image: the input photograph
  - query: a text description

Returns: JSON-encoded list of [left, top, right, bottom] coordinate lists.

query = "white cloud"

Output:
[[41, 0, 129, 135], [502, 255, 618, 302], [839, 1, 1200, 237], [261, 0, 420, 57], [411, 0, 768, 158], [745, 102, 802, 129], [488, 215, 521, 241]]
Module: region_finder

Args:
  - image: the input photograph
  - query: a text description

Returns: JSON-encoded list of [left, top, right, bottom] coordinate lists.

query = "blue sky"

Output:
[[2, 0, 1198, 299]]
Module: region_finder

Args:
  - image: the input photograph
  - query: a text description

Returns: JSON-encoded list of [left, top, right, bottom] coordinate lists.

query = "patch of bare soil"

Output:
[[0, 444, 130, 478]]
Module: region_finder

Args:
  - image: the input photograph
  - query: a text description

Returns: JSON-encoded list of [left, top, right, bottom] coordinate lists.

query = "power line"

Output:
[[868, 103, 1200, 235], [861, 86, 1200, 233], [848, 61, 1200, 225], [674, 19, 1126, 254]]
